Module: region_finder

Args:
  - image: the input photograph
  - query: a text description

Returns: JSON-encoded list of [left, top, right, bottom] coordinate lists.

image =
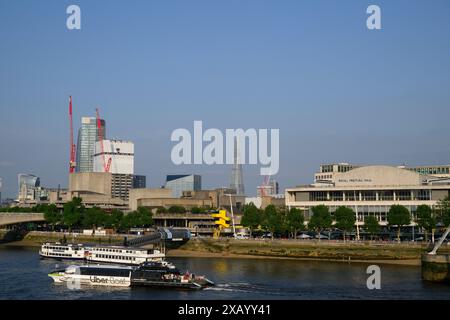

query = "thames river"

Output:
[[0, 246, 449, 300]]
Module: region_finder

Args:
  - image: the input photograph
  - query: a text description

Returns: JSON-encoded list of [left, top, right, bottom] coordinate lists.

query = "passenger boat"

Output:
[[40, 242, 165, 265], [39, 243, 86, 260], [49, 264, 133, 287], [85, 246, 165, 265]]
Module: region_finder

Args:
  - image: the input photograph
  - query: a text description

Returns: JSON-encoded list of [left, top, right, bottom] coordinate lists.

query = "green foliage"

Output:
[[191, 207, 205, 213], [261, 205, 284, 239], [122, 207, 153, 229], [241, 202, 262, 236], [82, 207, 107, 229], [156, 207, 167, 214], [387, 205, 411, 242], [286, 208, 305, 238], [106, 209, 124, 230], [62, 197, 85, 230], [334, 206, 356, 240], [364, 216, 380, 239], [435, 196, 450, 227], [43, 204, 60, 229], [308, 205, 332, 237], [416, 204, 436, 233], [168, 205, 186, 214]]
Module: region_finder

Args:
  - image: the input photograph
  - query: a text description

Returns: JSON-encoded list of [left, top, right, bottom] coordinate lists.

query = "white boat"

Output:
[[40, 242, 166, 265], [49, 264, 132, 287], [85, 246, 165, 265], [39, 242, 86, 260]]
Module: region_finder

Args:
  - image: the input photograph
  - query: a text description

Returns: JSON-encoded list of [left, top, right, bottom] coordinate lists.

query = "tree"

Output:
[[387, 205, 411, 242], [156, 207, 167, 214], [261, 205, 283, 240], [136, 207, 153, 227], [416, 204, 436, 242], [43, 204, 60, 230], [122, 207, 153, 231], [168, 206, 186, 214], [82, 207, 107, 232], [241, 202, 262, 237], [106, 209, 124, 231], [435, 196, 450, 227], [308, 205, 332, 240], [334, 206, 356, 241], [286, 208, 305, 239], [364, 216, 380, 241], [62, 197, 84, 231]]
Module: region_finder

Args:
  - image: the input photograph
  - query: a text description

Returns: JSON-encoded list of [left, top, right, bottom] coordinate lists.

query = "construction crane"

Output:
[[68, 96, 76, 173], [95, 108, 111, 173], [258, 174, 271, 197]]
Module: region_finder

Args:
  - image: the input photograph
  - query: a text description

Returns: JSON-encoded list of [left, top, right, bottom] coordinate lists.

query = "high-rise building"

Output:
[[229, 137, 245, 195], [93, 139, 134, 174], [17, 173, 41, 202], [76, 117, 106, 173], [133, 175, 146, 189], [165, 175, 201, 198], [0, 177, 2, 205]]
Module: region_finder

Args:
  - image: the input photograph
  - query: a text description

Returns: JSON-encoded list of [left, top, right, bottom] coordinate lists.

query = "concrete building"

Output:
[[93, 139, 134, 174], [68, 172, 127, 209], [165, 175, 201, 198], [286, 165, 450, 226], [76, 117, 106, 173], [0, 177, 2, 205]]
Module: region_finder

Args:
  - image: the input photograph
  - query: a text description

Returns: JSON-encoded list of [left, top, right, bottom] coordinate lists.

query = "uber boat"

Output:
[[131, 261, 215, 290], [49, 264, 133, 287]]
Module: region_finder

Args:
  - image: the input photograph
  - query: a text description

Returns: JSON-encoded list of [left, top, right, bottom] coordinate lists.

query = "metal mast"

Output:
[[69, 96, 76, 173]]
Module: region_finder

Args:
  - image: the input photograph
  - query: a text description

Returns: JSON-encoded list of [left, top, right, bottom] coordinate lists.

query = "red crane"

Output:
[[69, 96, 76, 173], [95, 108, 111, 173]]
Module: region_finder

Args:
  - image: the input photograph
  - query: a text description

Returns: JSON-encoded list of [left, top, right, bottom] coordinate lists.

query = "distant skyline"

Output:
[[1, 0, 450, 199]]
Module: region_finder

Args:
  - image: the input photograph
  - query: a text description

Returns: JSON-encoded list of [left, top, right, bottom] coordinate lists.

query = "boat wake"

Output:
[[204, 282, 302, 297]]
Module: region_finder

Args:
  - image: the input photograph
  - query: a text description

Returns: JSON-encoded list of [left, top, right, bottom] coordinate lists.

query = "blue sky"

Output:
[[1, 0, 450, 199]]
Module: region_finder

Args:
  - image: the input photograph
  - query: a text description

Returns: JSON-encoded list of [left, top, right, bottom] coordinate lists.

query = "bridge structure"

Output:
[[0, 213, 45, 227]]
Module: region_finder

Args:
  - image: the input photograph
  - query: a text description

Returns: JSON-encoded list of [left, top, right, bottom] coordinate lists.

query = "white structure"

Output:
[[93, 140, 134, 175], [286, 165, 450, 226]]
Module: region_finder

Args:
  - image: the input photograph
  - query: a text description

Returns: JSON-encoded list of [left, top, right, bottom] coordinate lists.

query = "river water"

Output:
[[0, 246, 449, 300]]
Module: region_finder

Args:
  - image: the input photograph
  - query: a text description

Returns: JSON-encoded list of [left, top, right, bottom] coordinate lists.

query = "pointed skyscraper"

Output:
[[230, 137, 245, 195]]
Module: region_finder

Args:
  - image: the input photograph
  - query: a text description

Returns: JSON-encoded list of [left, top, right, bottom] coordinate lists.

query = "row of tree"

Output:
[[43, 197, 153, 232], [241, 196, 450, 241]]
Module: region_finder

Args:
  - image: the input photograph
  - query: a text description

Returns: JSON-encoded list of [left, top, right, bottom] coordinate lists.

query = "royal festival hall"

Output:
[[285, 164, 450, 226]]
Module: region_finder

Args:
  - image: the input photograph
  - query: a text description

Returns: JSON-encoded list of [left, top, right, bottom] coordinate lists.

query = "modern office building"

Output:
[[17, 174, 41, 202], [286, 165, 450, 226], [133, 175, 146, 189], [165, 175, 201, 198], [93, 139, 134, 174], [76, 117, 106, 173]]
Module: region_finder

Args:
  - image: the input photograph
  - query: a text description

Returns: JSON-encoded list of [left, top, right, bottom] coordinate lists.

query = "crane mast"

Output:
[[69, 96, 76, 173]]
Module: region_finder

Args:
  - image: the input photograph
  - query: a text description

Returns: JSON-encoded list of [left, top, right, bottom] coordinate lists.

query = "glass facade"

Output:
[[165, 175, 201, 198], [76, 117, 105, 173]]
